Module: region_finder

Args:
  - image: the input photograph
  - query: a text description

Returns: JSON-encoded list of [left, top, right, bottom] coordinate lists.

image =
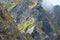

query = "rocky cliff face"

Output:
[[0, 0, 60, 40]]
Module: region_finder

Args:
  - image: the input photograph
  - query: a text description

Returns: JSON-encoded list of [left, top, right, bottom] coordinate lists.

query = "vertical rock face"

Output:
[[53, 5, 60, 30], [41, 18, 53, 35], [53, 5, 60, 16]]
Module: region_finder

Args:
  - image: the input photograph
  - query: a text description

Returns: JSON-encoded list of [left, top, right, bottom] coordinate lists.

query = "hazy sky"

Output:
[[43, 0, 60, 6], [42, 0, 60, 11]]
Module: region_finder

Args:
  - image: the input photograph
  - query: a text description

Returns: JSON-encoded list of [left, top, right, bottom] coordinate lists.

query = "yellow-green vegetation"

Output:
[[4, 0, 20, 11], [0, 4, 13, 28], [17, 18, 35, 31], [1, 6, 13, 23], [29, 2, 37, 9]]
